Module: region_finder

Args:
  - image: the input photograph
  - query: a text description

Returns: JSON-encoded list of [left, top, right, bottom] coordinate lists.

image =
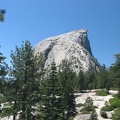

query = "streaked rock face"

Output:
[[34, 29, 100, 73]]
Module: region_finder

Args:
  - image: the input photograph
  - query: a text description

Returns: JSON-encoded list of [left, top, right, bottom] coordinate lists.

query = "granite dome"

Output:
[[34, 29, 100, 73]]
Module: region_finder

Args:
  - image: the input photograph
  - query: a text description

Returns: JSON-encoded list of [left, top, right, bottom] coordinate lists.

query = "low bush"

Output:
[[96, 89, 108, 96], [101, 105, 114, 111], [101, 97, 120, 112], [100, 93, 120, 120], [80, 97, 94, 114], [89, 110, 98, 120], [76, 103, 83, 107], [109, 97, 120, 108], [80, 107, 91, 114], [100, 110, 108, 118], [112, 107, 120, 120], [84, 97, 93, 111], [110, 87, 119, 91], [0, 96, 6, 103]]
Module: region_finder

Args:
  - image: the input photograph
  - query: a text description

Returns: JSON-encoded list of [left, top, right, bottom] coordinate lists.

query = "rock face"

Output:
[[34, 29, 100, 73]]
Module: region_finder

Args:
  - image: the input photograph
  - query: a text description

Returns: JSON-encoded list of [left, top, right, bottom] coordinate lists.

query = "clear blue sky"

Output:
[[0, 0, 120, 68]]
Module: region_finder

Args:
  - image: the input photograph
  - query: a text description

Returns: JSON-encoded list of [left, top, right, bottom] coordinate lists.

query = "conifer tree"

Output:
[[58, 60, 77, 120], [78, 70, 85, 92], [0, 51, 7, 93], [0, 51, 7, 116], [37, 60, 62, 120], [90, 109, 98, 120], [111, 54, 120, 97], [84, 97, 93, 111], [96, 64, 108, 89], [86, 72, 96, 90], [106, 82, 110, 94], [0, 9, 6, 22], [3, 40, 43, 120]]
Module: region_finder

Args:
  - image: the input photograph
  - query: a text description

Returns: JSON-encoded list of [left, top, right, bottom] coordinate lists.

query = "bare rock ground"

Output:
[[74, 90, 118, 120]]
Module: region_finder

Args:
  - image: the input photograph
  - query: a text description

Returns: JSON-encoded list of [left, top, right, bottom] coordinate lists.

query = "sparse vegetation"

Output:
[[112, 107, 120, 120], [96, 89, 108, 96], [109, 97, 120, 108], [100, 92, 120, 119], [80, 97, 94, 114], [101, 105, 114, 111], [100, 110, 108, 118], [76, 103, 84, 107], [89, 110, 98, 120]]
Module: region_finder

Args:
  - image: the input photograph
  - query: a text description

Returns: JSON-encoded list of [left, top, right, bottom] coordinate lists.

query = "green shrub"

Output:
[[96, 89, 107, 96], [80, 107, 91, 114], [101, 105, 114, 111], [89, 110, 98, 120], [80, 97, 94, 114], [110, 87, 119, 91], [84, 97, 93, 111], [112, 93, 119, 98], [112, 107, 120, 120], [100, 97, 120, 113], [76, 103, 83, 107], [100, 110, 108, 118], [0, 96, 6, 103], [93, 105, 98, 109], [109, 97, 120, 108]]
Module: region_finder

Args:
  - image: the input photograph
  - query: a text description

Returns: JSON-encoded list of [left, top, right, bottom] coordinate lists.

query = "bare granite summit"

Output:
[[34, 29, 100, 73]]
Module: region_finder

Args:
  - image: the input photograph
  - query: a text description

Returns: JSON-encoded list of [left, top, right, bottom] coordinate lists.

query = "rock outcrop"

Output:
[[34, 29, 100, 73]]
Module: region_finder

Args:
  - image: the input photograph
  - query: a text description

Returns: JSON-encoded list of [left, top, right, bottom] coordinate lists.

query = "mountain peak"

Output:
[[34, 29, 100, 73]]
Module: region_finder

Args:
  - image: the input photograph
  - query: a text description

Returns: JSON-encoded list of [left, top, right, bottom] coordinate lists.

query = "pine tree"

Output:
[[106, 82, 110, 94], [0, 51, 7, 93], [3, 40, 43, 119], [58, 60, 77, 120], [90, 109, 98, 120], [96, 64, 108, 89], [85, 72, 96, 90], [78, 71, 85, 92], [0, 9, 6, 22], [0, 51, 7, 117], [84, 97, 93, 111], [111, 54, 120, 97], [37, 61, 62, 120]]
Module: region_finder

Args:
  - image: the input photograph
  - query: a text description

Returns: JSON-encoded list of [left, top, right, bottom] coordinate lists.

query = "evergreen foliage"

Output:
[[100, 110, 108, 118], [96, 64, 108, 89], [112, 107, 120, 120], [0, 51, 7, 93], [77, 71, 85, 92], [84, 71, 96, 90], [0, 9, 6, 22], [2, 40, 43, 120], [96, 89, 108, 96], [58, 60, 77, 119], [80, 97, 94, 114], [106, 83, 110, 94], [84, 97, 93, 111], [0, 37, 119, 120], [37, 60, 62, 120], [0, 51, 7, 117], [90, 110, 98, 120], [112, 54, 120, 97]]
